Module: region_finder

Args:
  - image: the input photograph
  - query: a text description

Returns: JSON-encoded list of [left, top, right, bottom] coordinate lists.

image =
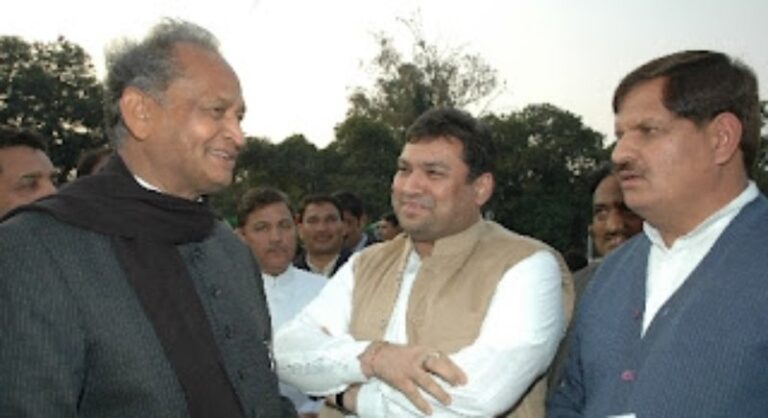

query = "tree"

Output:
[[348, 17, 500, 140], [755, 101, 768, 194], [325, 115, 400, 217], [0, 36, 105, 178], [210, 134, 327, 223], [485, 104, 608, 253]]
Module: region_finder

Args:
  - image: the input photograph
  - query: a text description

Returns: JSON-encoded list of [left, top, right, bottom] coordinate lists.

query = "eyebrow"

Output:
[[18, 170, 55, 181]]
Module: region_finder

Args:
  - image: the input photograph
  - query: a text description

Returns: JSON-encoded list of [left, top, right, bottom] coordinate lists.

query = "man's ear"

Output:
[[472, 172, 494, 206], [234, 227, 246, 241], [709, 112, 743, 166], [119, 87, 155, 141]]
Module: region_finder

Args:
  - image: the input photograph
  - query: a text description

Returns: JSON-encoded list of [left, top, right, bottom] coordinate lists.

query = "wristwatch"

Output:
[[330, 390, 354, 415]]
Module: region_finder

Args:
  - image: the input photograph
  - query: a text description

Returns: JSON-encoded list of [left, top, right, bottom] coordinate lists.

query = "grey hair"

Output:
[[103, 19, 220, 146]]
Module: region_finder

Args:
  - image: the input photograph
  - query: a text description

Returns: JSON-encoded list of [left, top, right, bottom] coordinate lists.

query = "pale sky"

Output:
[[3, 0, 767, 147]]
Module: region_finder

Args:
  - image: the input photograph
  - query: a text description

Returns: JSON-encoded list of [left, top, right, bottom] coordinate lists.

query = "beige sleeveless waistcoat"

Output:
[[320, 220, 574, 418]]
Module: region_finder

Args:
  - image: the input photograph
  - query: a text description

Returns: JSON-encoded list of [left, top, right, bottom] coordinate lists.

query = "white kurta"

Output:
[[263, 265, 327, 414], [275, 248, 564, 417]]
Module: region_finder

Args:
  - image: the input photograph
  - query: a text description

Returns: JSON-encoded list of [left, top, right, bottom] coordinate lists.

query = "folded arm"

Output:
[[356, 250, 565, 416], [274, 250, 565, 416]]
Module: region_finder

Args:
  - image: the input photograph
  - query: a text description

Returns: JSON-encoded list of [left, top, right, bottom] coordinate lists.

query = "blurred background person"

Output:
[[0, 126, 56, 218], [375, 211, 402, 241], [294, 193, 350, 277], [577, 163, 643, 294], [236, 186, 326, 417], [333, 190, 377, 253]]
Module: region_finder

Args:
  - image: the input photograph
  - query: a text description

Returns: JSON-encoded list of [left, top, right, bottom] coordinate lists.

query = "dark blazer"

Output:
[[547, 195, 768, 417], [0, 212, 294, 417]]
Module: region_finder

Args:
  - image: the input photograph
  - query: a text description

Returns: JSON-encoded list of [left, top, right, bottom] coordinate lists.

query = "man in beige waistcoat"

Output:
[[275, 107, 572, 417]]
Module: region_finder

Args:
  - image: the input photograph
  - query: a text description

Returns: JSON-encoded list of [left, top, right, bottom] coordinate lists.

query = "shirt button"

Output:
[[238, 369, 247, 380], [211, 286, 222, 298], [190, 247, 203, 262], [225, 325, 234, 339], [621, 369, 636, 381]]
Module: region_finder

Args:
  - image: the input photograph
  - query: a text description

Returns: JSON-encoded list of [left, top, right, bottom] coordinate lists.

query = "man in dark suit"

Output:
[[547, 51, 768, 417], [573, 164, 644, 297], [333, 190, 378, 253], [0, 19, 293, 417]]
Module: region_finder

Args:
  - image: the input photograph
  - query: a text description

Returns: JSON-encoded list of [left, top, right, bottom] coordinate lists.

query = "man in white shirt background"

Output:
[[547, 50, 768, 417], [236, 186, 327, 417], [275, 107, 571, 418]]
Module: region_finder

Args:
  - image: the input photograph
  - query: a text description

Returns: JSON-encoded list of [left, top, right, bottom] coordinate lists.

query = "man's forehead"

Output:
[[400, 136, 465, 163], [305, 202, 338, 215], [0, 146, 54, 175], [250, 202, 292, 221], [615, 79, 669, 119], [169, 43, 243, 99]]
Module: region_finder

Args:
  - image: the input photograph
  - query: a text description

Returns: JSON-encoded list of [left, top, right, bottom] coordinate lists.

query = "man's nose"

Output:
[[605, 208, 625, 233]]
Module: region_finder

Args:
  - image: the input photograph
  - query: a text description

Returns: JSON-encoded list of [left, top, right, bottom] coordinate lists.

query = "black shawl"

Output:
[[10, 155, 245, 418]]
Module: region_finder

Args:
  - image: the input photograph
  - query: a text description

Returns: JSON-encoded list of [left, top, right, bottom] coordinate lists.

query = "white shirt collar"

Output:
[[644, 181, 759, 251], [133, 175, 162, 192], [133, 174, 204, 202]]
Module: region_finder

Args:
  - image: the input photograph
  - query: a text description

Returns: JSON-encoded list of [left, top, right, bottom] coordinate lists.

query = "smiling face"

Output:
[[391, 136, 492, 250], [137, 43, 245, 199], [298, 201, 345, 257], [590, 174, 643, 257], [612, 77, 721, 237], [239, 201, 297, 276], [0, 146, 56, 217]]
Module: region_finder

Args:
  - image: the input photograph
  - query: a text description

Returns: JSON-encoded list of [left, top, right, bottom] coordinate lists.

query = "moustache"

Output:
[[265, 245, 290, 254], [613, 162, 642, 179], [398, 197, 435, 209]]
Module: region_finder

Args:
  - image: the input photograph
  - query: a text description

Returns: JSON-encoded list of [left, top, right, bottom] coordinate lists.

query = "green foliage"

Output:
[[0, 36, 105, 177], [485, 104, 608, 253], [212, 119, 399, 224], [755, 101, 768, 194], [348, 17, 499, 140], [325, 115, 399, 217]]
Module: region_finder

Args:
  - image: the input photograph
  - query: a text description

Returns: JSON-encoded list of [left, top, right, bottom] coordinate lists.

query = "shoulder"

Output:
[[204, 221, 252, 255], [733, 194, 768, 234], [353, 234, 408, 269], [481, 220, 546, 246], [1, 210, 67, 236], [0, 211, 96, 256], [479, 220, 562, 263]]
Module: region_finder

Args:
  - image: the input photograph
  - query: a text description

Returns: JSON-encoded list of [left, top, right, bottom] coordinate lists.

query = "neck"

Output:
[[655, 176, 748, 247], [412, 241, 434, 257], [118, 147, 197, 200], [307, 252, 338, 270]]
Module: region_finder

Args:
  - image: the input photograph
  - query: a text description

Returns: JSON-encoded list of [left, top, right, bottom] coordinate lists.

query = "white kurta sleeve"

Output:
[[358, 250, 565, 417], [274, 255, 369, 395]]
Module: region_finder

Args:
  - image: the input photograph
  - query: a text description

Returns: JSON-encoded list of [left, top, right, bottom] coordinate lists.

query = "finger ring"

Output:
[[422, 351, 441, 369]]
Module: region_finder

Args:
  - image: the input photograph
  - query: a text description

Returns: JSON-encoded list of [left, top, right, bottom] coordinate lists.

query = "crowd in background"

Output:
[[1, 17, 767, 418]]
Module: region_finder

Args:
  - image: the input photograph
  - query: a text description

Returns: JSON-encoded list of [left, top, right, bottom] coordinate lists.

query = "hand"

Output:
[[359, 342, 467, 415]]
